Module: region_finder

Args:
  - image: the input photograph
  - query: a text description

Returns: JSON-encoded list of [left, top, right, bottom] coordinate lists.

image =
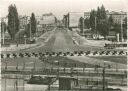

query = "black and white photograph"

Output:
[[0, 0, 127, 91]]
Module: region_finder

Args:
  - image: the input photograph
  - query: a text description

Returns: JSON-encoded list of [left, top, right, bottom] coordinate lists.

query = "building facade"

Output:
[[41, 13, 56, 26], [84, 12, 90, 19], [107, 11, 127, 24], [64, 12, 84, 29], [19, 15, 30, 29], [0, 17, 8, 25]]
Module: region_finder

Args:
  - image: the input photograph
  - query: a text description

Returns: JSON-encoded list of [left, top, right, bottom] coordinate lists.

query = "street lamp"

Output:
[[1, 21, 5, 45], [120, 15, 124, 42], [28, 20, 31, 40], [82, 18, 85, 36]]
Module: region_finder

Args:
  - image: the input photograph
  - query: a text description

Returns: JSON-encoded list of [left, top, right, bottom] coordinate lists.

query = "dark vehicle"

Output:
[[29, 39, 36, 44], [27, 75, 54, 85]]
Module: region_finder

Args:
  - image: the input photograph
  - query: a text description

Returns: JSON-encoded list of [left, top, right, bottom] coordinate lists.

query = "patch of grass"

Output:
[[90, 56, 127, 64]]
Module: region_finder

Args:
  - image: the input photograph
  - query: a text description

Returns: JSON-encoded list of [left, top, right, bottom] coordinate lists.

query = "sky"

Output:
[[0, 0, 128, 19]]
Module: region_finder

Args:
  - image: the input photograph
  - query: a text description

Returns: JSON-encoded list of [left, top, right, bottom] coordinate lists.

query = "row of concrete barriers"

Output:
[[1, 50, 127, 59]]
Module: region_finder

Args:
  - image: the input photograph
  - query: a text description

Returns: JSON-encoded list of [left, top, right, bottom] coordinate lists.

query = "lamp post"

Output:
[[28, 20, 31, 40], [95, 17, 97, 39], [1, 21, 5, 45], [120, 16, 124, 42], [82, 18, 84, 36]]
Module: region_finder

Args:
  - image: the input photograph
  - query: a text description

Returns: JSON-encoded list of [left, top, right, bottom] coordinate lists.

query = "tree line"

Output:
[[1, 4, 37, 42], [79, 5, 127, 39]]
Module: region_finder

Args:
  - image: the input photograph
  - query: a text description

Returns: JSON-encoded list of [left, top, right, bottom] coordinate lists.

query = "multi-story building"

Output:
[[107, 11, 127, 24], [1, 17, 11, 45], [65, 12, 84, 29], [84, 12, 90, 19], [36, 16, 43, 24], [40, 13, 56, 29], [35, 16, 43, 33], [107, 11, 127, 41], [19, 15, 30, 29], [0, 16, 8, 25]]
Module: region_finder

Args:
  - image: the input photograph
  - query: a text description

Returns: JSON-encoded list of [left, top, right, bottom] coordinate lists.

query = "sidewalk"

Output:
[[1, 44, 38, 52], [36, 28, 56, 43], [1, 28, 56, 52], [68, 29, 112, 47]]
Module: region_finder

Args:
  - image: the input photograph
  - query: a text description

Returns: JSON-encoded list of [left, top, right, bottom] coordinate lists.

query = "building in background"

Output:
[[107, 11, 127, 24], [83, 11, 127, 24], [84, 12, 90, 19], [107, 11, 127, 42], [19, 15, 30, 29], [106, 31, 117, 41], [63, 12, 84, 30], [36, 16, 43, 30], [0, 17, 11, 45], [0, 17, 8, 25], [68, 12, 84, 28], [40, 13, 56, 28]]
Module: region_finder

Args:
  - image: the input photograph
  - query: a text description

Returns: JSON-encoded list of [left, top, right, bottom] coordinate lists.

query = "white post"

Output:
[[25, 38, 26, 45], [116, 33, 119, 42]]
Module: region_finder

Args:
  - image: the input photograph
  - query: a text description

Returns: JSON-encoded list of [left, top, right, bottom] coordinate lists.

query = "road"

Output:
[[21, 27, 105, 53], [2, 27, 126, 53], [25, 28, 76, 52]]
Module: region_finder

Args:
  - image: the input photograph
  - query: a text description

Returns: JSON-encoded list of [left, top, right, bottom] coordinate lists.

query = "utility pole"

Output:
[[120, 16, 124, 42], [95, 17, 97, 39], [36, 20, 37, 41], [30, 20, 31, 40], [2, 22, 5, 45], [14, 18, 16, 43], [82, 18, 84, 36]]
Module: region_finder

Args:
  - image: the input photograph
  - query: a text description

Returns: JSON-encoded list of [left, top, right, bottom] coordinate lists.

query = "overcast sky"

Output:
[[0, 0, 128, 19]]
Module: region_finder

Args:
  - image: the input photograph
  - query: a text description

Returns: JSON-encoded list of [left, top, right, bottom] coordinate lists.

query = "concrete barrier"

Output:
[[1, 50, 127, 59]]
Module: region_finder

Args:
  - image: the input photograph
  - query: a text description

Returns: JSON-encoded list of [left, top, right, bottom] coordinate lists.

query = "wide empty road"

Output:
[[25, 27, 103, 53]]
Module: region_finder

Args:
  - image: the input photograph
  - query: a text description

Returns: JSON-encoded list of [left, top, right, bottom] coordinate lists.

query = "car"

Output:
[[29, 39, 36, 44]]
